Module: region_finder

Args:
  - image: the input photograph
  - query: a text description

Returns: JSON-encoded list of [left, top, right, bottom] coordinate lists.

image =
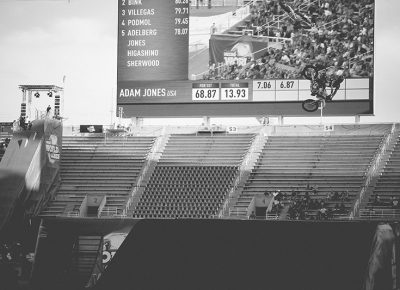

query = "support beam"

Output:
[[202, 116, 210, 127]]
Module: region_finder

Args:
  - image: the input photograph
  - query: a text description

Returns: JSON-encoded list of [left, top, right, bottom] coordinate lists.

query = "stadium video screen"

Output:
[[117, 0, 374, 117]]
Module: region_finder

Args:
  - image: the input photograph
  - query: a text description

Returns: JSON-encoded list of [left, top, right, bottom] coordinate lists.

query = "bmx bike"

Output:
[[301, 65, 343, 112], [301, 98, 326, 112]]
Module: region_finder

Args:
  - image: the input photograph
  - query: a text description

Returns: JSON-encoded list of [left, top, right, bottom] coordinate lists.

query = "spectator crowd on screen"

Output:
[[204, 0, 374, 80]]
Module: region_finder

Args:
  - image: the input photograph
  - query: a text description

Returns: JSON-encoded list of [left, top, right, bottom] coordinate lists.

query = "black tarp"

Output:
[[31, 218, 139, 290], [95, 220, 378, 290], [30, 219, 399, 290]]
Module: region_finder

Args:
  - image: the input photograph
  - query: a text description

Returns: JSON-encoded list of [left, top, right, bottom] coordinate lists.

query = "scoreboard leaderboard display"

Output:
[[118, 79, 371, 103], [117, 0, 189, 81], [117, 0, 374, 117]]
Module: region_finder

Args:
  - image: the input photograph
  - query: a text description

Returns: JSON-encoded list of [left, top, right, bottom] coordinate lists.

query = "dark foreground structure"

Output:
[[30, 218, 399, 290]]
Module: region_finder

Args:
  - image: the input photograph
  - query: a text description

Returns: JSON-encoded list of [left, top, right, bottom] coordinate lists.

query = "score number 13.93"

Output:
[[221, 88, 248, 100]]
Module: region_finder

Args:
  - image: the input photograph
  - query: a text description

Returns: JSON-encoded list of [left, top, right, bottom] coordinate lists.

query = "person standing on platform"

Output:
[[19, 116, 26, 130], [25, 116, 29, 129], [210, 23, 217, 34]]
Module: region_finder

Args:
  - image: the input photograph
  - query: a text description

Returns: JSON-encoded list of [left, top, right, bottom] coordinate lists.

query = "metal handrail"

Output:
[[123, 130, 169, 216], [351, 123, 397, 218], [66, 211, 79, 217], [100, 206, 118, 217], [359, 208, 400, 220], [220, 128, 268, 217], [222, 142, 260, 216], [258, 0, 319, 32]]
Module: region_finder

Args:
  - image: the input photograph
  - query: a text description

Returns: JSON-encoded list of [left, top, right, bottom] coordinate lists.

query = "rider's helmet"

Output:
[[331, 69, 344, 87], [335, 69, 344, 76]]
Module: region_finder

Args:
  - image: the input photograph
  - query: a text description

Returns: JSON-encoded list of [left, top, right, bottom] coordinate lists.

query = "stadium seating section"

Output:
[[133, 166, 238, 218], [206, 0, 374, 80], [40, 136, 155, 217], [35, 124, 400, 221], [132, 134, 254, 218], [232, 134, 384, 219]]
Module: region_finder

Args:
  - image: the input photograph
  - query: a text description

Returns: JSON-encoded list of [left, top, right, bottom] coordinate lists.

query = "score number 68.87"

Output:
[[192, 88, 219, 101]]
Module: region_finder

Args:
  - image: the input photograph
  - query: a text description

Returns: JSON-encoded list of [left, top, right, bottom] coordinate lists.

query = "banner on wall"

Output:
[[45, 135, 60, 164], [80, 125, 103, 134], [102, 232, 129, 267], [209, 34, 276, 65], [44, 119, 62, 168]]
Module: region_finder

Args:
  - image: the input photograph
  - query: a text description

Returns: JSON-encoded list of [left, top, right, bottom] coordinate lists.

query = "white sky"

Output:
[[0, 0, 399, 126]]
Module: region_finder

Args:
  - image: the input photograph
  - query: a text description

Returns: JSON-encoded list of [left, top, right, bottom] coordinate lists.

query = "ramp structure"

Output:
[[0, 118, 62, 235]]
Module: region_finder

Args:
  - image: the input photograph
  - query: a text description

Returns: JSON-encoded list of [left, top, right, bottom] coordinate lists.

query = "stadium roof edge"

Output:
[[18, 85, 63, 91]]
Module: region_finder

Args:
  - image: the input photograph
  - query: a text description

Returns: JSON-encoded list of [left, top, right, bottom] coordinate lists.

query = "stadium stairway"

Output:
[[39, 135, 155, 218], [131, 133, 255, 219], [71, 235, 103, 288], [229, 133, 385, 219], [359, 125, 400, 220], [124, 133, 170, 217], [219, 129, 268, 217]]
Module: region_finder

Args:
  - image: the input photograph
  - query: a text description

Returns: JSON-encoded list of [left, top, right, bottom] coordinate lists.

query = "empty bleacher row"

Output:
[[360, 132, 400, 219], [232, 134, 384, 219], [132, 133, 255, 218], [133, 166, 238, 219], [40, 136, 155, 217], [159, 133, 254, 166]]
